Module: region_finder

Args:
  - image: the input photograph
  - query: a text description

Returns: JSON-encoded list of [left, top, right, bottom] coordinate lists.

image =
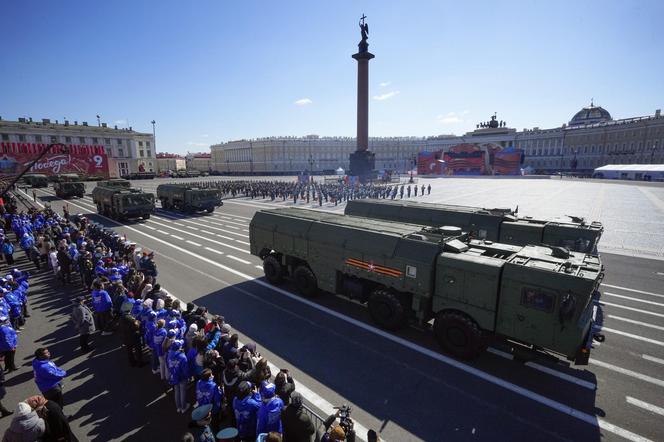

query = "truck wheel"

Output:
[[206, 207, 214, 213], [434, 311, 485, 360], [368, 289, 405, 330], [293, 265, 318, 297], [142, 214, 151, 220], [263, 255, 283, 284]]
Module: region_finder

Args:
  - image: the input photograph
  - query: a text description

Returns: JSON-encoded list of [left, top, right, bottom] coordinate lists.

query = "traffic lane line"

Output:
[[154, 214, 249, 239], [40, 190, 652, 441], [600, 301, 664, 319], [145, 218, 250, 254], [626, 396, 664, 417], [608, 315, 664, 332], [226, 255, 251, 265], [642, 354, 664, 365], [590, 359, 664, 388], [152, 215, 250, 241], [602, 284, 664, 299], [186, 240, 201, 247], [602, 327, 664, 347], [17, 188, 45, 208], [604, 292, 664, 308], [89, 216, 648, 442]]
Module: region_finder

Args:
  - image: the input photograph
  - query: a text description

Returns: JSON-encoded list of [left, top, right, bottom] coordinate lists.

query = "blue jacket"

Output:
[[256, 397, 284, 435], [2, 243, 14, 255], [233, 393, 261, 439], [205, 329, 221, 351], [0, 325, 17, 351], [0, 299, 9, 318], [32, 359, 66, 392], [152, 328, 167, 356], [196, 378, 223, 412], [167, 349, 189, 385], [144, 320, 157, 346], [91, 289, 112, 313], [4, 291, 22, 318]]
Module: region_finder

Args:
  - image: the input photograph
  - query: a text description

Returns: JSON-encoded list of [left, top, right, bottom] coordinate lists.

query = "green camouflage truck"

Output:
[[53, 180, 85, 198], [96, 179, 132, 190], [250, 208, 604, 364], [156, 184, 222, 213], [91, 185, 155, 220], [23, 174, 49, 188], [345, 199, 604, 254]]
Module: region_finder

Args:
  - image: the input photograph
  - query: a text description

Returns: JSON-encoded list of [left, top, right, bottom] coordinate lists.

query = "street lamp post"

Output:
[[151, 120, 156, 154], [96, 115, 101, 127]]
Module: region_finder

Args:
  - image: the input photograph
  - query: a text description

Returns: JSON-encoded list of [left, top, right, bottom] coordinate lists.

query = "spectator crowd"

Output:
[[0, 201, 371, 442]]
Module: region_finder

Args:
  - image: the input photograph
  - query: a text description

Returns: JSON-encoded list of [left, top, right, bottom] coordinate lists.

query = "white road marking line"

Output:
[[242, 229, 249, 232], [255, 265, 263, 270], [148, 219, 249, 254], [144, 225, 156, 230], [201, 230, 215, 235], [213, 217, 247, 227], [217, 234, 236, 241], [161, 216, 249, 238], [225, 225, 241, 230], [626, 396, 664, 417], [204, 247, 224, 255], [642, 354, 664, 365], [600, 301, 664, 318], [657, 272, 664, 276], [188, 226, 199, 231], [157, 230, 170, 235], [604, 292, 664, 307], [173, 222, 185, 227], [41, 194, 651, 442], [590, 359, 664, 388], [227, 255, 251, 265], [17, 188, 45, 208], [236, 240, 251, 246], [603, 284, 664, 299], [487, 348, 596, 390], [603, 327, 664, 347], [186, 240, 201, 247], [171, 235, 184, 240], [608, 315, 664, 332]]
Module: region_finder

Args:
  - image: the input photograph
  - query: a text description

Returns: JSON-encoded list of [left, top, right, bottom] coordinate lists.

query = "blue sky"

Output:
[[2, 0, 663, 154]]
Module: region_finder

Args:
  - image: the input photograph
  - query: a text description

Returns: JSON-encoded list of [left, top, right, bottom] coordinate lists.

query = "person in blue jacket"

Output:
[[196, 368, 223, 431], [256, 381, 284, 435], [4, 289, 23, 331], [90, 281, 113, 335], [152, 319, 168, 380], [0, 289, 10, 320], [144, 311, 158, 374], [167, 340, 190, 414], [0, 317, 18, 372], [205, 320, 222, 352], [32, 347, 66, 409], [233, 381, 261, 441]]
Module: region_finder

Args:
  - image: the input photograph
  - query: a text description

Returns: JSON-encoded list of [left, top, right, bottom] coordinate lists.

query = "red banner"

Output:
[[0, 143, 109, 178], [443, 144, 485, 175]]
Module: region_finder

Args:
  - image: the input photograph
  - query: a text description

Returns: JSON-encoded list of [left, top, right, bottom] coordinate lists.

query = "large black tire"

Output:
[[368, 289, 405, 330], [142, 214, 151, 220], [433, 311, 486, 360], [293, 265, 318, 297], [263, 255, 284, 284], [206, 207, 214, 213]]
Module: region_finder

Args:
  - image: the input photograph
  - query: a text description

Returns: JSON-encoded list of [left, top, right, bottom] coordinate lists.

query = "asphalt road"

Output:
[[22, 177, 664, 442]]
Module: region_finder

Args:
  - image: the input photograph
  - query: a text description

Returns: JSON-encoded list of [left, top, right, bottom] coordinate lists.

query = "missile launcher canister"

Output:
[[91, 185, 155, 220], [345, 199, 603, 254], [96, 178, 132, 190], [156, 184, 222, 213], [53, 180, 85, 198], [250, 208, 604, 364]]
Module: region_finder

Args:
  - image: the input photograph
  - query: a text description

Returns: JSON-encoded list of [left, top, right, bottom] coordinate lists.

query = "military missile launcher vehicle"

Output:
[[23, 174, 49, 188], [91, 185, 155, 220], [345, 199, 603, 254], [53, 178, 85, 198], [96, 179, 131, 190], [250, 208, 604, 364], [156, 184, 222, 213]]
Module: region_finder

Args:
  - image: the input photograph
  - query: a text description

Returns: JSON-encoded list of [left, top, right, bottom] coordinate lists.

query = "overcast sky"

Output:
[[2, 0, 663, 154]]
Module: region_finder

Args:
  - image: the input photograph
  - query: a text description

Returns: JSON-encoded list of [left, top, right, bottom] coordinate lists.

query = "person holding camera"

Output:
[[321, 407, 355, 442]]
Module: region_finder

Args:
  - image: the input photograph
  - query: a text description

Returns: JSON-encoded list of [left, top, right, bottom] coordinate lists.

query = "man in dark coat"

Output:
[[120, 314, 144, 367], [70, 296, 95, 352], [56, 247, 72, 284], [281, 392, 315, 442]]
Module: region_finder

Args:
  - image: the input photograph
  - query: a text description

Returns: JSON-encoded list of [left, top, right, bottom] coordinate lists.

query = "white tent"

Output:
[[593, 164, 664, 181]]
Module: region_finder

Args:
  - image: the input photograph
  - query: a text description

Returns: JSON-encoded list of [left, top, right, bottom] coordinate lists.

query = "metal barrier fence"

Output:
[[302, 403, 326, 442]]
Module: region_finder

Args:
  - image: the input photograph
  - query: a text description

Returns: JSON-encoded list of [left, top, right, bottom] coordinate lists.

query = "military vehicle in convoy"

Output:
[[91, 185, 155, 220], [156, 184, 222, 213], [96, 179, 132, 190], [23, 174, 49, 188], [345, 199, 604, 254], [250, 208, 604, 364], [53, 177, 85, 198]]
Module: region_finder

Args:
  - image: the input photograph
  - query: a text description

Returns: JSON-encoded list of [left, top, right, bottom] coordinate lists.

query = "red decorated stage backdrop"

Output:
[[0, 143, 109, 178]]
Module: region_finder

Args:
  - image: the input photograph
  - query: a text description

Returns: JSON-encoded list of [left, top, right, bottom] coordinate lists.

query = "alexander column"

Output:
[[349, 14, 375, 181]]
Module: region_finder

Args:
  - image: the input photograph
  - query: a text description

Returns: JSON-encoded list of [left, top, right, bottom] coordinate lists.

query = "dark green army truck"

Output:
[[96, 179, 132, 189], [250, 208, 605, 364], [53, 179, 85, 198], [91, 185, 155, 220], [156, 184, 222, 213], [23, 174, 49, 188], [345, 199, 604, 254]]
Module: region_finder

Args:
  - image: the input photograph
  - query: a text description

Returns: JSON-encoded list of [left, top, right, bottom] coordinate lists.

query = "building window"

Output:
[[1, 134, 8, 141], [118, 148, 124, 157], [146, 141, 150, 147], [92, 137, 98, 143], [35, 135, 42, 142], [104, 138, 111, 144], [51, 136, 58, 143], [18, 134, 26, 142], [79, 137, 85, 143], [65, 136, 71, 143], [146, 150, 151, 157], [140, 150, 145, 158], [117, 139, 123, 145], [139, 141, 143, 147]]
